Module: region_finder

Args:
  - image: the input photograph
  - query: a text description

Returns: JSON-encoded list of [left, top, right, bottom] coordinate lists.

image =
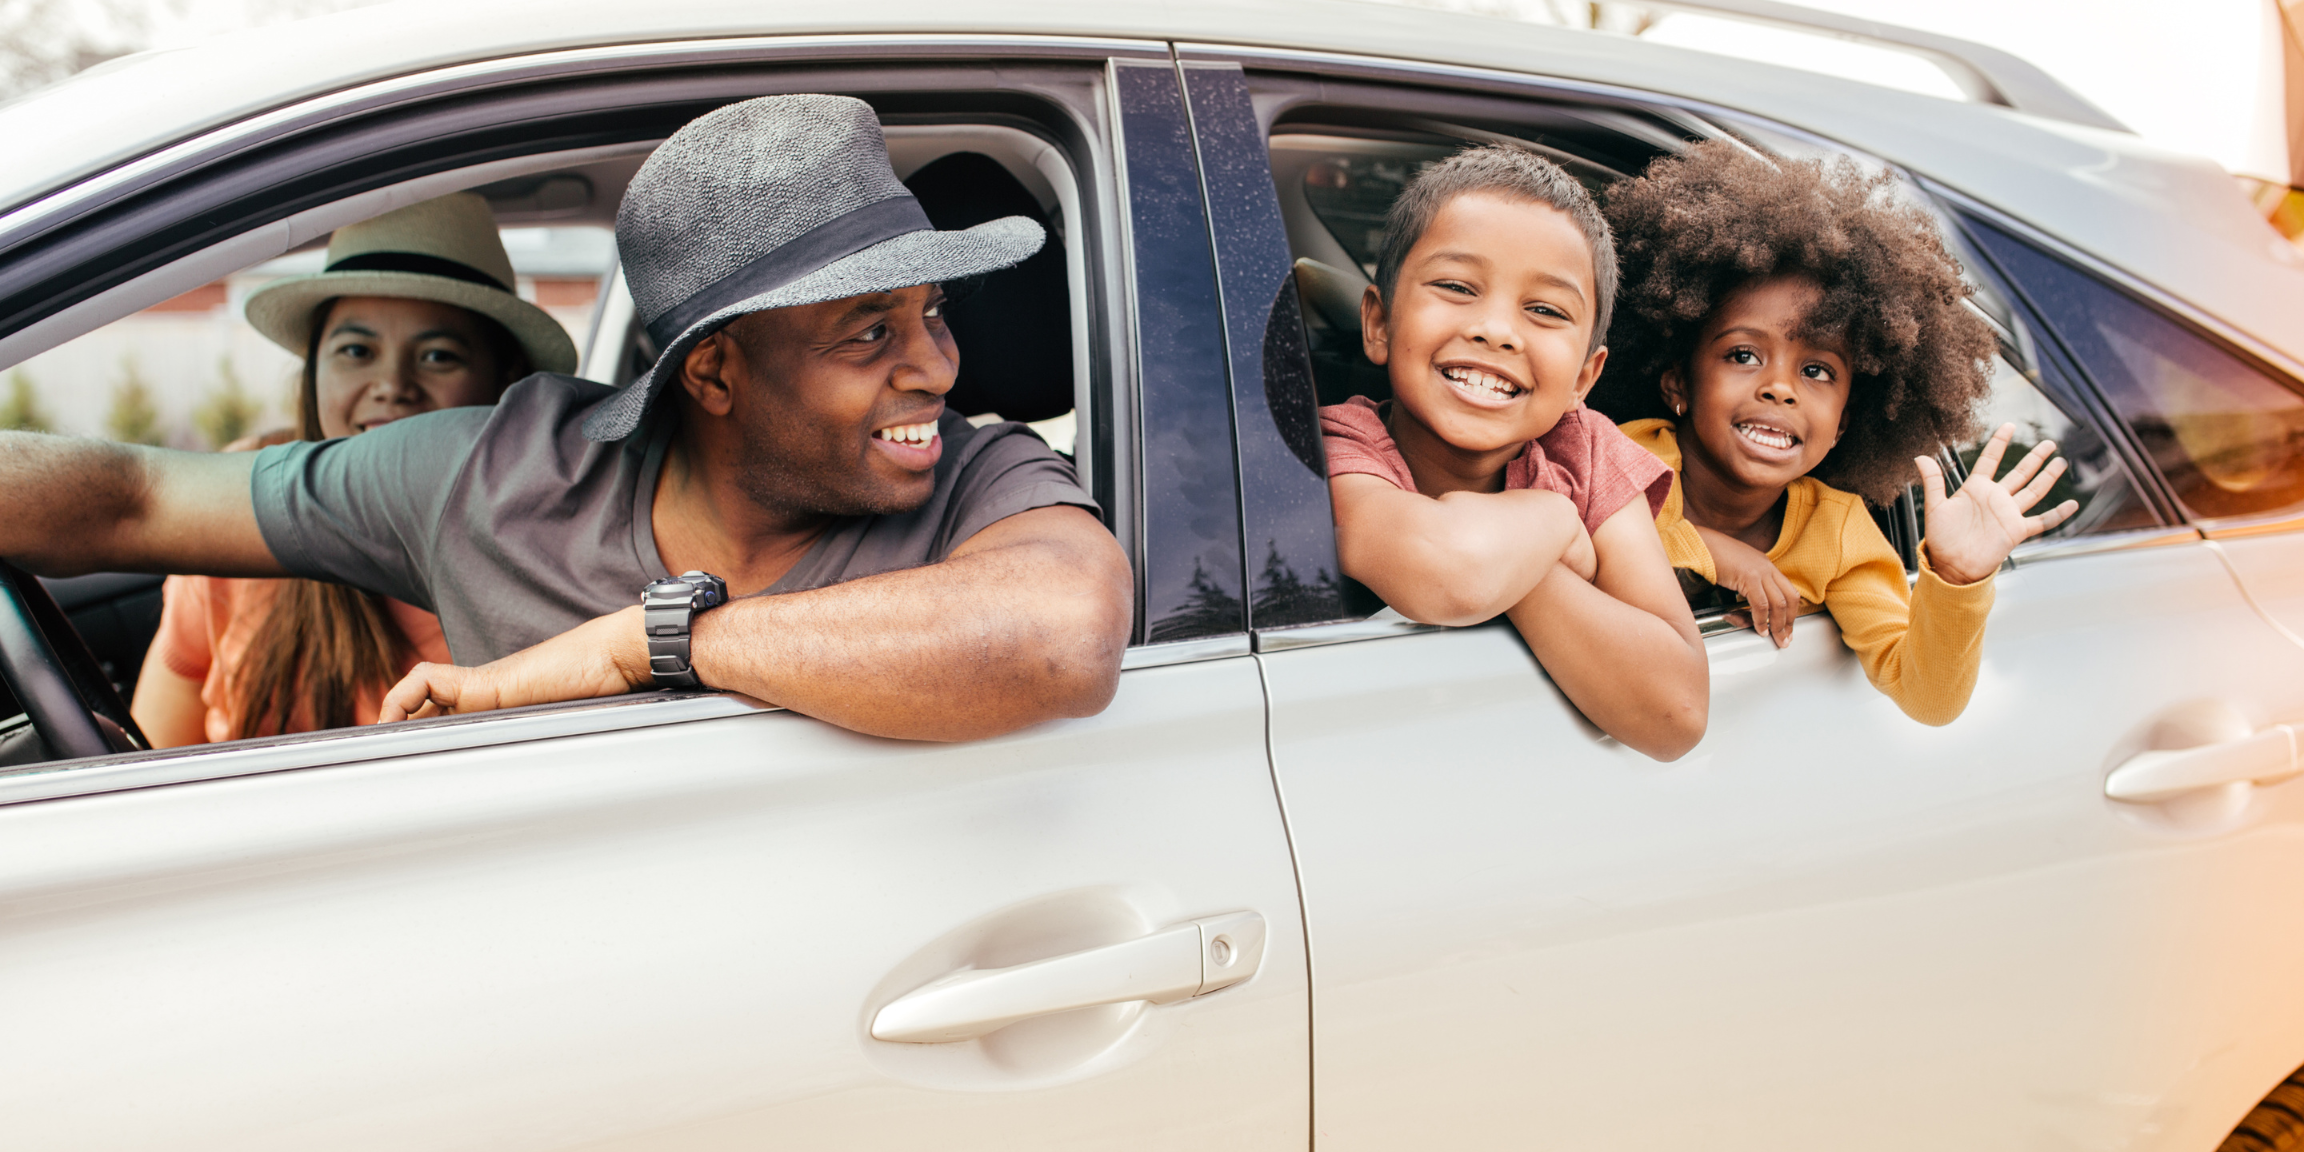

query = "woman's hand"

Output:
[[378, 605, 652, 722], [1695, 524, 1799, 647], [1916, 423, 2081, 587]]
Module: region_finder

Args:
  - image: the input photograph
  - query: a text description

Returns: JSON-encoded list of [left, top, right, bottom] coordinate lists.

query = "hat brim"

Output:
[[244, 270, 581, 376], [581, 215, 1045, 442]]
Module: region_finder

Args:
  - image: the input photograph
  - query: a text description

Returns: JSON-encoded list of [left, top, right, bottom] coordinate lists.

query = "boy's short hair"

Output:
[[1374, 145, 1617, 355], [1594, 139, 1995, 506]]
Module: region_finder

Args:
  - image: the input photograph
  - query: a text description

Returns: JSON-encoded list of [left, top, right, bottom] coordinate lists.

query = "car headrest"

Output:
[[903, 152, 1073, 424], [1293, 257, 1370, 337]]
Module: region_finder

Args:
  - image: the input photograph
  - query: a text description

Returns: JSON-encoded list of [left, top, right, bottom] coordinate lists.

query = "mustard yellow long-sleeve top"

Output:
[[1620, 419, 1994, 726]]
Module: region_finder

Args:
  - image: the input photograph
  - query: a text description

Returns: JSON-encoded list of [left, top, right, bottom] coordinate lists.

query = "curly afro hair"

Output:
[[1592, 139, 1996, 506]]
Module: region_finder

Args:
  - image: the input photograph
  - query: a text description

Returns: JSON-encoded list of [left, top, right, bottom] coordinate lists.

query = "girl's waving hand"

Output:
[[1914, 423, 2081, 586]]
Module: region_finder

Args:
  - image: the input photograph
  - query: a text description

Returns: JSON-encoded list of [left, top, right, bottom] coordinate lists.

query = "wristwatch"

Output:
[[640, 571, 728, 689]]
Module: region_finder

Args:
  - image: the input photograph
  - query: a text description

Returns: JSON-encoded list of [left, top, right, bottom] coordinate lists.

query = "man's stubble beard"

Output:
[[730, 419, 933, 521]]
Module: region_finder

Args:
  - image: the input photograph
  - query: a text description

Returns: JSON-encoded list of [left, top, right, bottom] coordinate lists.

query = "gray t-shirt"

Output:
[[251, 373, 1098, 663]]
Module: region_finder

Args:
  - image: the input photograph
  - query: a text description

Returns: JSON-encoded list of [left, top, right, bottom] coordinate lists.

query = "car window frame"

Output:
[[1187, 44, 2201, 651], [0, 41, 1186, 781]]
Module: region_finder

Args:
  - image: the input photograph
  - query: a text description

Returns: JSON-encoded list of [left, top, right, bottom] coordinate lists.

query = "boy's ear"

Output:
[[1572, 345, 1607, 406], [1659, 366, 1687, 417], [1359, 284, 1390, 366]]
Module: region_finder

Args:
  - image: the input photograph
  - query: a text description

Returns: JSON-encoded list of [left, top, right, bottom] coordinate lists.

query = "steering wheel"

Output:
[[0, 559, 146, 760]]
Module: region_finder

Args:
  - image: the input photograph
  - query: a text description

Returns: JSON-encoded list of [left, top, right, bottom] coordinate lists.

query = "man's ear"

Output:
[[1359, 284, 1390, 367], [1572, 345, 1607, 406], [1659, 366, 1688, 419], [679, 331, 739, 418]]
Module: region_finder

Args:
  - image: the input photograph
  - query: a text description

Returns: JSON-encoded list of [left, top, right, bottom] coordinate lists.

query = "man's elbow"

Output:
[[1009, 541, 1132, 724]]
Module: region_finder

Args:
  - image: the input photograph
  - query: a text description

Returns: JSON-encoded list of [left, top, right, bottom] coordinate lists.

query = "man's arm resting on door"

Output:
[[380, 505, 1135, 741], [0, 431, 282, 576]]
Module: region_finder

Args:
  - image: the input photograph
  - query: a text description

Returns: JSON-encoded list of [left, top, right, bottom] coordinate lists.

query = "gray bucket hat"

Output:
[[583, 94, 1047, 441]]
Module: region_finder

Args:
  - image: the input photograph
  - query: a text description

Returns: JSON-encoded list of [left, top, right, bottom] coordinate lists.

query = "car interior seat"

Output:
[[902, 151, 1073, 426]]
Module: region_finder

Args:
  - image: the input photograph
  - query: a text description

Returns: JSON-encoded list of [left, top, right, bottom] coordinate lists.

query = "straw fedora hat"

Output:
[[244, 192, 579, 374]]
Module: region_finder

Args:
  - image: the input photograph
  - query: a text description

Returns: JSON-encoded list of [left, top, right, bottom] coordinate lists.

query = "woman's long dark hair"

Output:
[[229, 297, 528, 738]]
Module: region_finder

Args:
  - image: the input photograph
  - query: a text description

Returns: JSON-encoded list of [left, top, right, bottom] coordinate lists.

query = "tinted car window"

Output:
[[1945, 349, 2157, 542], [1966, 217, 2304, 522]]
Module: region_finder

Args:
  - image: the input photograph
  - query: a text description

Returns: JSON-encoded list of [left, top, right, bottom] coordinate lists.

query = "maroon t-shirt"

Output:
[[1318, 396, 1671, 535]]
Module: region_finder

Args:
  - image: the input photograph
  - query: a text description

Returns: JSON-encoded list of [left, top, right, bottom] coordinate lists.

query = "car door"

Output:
[[0, 43, 1306, 1151], [1188, 52, 2304, 1150]]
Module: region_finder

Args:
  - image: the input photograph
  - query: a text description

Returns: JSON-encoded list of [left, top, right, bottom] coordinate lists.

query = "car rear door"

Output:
[[1190, 49, 2304, 1150], [0, 43, 1305, 1151]]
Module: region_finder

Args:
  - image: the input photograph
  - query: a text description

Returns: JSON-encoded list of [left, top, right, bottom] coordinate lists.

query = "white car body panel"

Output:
[[0, 661, 1308, 1149], [1264, 539, 2304, 1149]]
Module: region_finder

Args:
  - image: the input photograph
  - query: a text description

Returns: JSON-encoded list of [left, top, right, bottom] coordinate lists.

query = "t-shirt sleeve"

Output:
[[149, 574, 215, 681], [248, 409, 489, 611], [942, 423, 1102, 550], [1319, 400, 1414, 491], [1577, 413, 1674, 530]]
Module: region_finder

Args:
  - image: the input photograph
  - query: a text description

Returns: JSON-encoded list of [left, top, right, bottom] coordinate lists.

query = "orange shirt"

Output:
[[149, 574, 449, 744]]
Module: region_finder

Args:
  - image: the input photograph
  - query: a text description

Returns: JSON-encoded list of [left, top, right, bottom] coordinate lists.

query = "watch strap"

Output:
[[641, 572, 727, 689]]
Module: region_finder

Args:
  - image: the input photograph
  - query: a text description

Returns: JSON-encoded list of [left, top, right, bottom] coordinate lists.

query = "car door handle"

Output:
[[2105, 724, 2300, 803], [871, 911, 1265, 1044]]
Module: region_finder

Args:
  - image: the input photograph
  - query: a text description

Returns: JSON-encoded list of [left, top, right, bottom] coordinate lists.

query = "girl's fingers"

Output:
[[1997, 439, 2058, 493], [1915, 455, 1948, 513], [1969, 424, 2016, 482], [2026, 498, 2081, 536], [1770, 581, 1795, 647], [2010, 455, 2068, 511]]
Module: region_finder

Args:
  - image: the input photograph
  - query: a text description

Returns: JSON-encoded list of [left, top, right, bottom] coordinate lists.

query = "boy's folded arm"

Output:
[[1504, 499, 1709, 761], [1330, 473, 1582, 626]]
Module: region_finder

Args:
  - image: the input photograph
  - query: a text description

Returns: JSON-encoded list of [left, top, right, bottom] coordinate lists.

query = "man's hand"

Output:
[[1695, 525, 1800, 648], [1915, 423, 2080, 587], [379, 606, 650, 722]]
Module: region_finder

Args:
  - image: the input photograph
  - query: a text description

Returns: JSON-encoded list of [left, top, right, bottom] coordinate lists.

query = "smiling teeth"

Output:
[[1735, 422, 1797, 450], [875, 422, 937, 446], [1442, 366, 1521, 398]]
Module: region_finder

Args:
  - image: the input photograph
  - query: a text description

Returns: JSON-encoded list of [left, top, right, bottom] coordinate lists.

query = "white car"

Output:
[[1, 2, 2302, 1149]]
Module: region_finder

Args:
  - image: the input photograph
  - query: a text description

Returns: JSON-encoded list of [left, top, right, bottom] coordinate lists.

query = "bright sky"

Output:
[[1633, 0, 2286, 182]]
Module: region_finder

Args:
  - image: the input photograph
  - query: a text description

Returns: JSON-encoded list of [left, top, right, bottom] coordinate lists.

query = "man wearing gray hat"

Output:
[[0, 95, 1131, 741]]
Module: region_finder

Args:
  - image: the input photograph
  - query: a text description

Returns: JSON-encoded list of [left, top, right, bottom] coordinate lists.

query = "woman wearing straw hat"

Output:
[[130, 192, 577, 746]]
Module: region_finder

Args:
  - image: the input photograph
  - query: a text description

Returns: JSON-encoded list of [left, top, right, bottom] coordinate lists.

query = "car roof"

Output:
[[6, 0, 2300, 367]]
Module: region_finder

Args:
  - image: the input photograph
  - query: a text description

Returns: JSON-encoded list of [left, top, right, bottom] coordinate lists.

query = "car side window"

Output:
[[1963, 215, 2304, 523], [1931, 346, 2159, 545]]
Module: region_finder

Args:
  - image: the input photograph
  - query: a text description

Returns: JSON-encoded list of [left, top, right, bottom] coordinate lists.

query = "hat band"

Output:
[[326, 250, 512, 293], [642, 194, 931, 348]]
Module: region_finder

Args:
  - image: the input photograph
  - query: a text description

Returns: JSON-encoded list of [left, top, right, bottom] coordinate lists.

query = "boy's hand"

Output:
[[1696, 525, 1800, 648], [1916, 423, 2081, 587], [1562, 517, 1597, 583]]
